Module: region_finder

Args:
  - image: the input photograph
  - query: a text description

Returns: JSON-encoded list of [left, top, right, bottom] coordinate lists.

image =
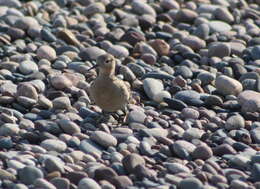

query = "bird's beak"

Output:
[[87, 64, 98, 71]]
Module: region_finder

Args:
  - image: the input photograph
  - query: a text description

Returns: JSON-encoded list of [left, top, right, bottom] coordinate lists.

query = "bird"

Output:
[[88, 53, 130, 122]]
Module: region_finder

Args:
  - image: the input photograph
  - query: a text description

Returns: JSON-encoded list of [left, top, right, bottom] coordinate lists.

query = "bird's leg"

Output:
[[113, 107, 129, 124]]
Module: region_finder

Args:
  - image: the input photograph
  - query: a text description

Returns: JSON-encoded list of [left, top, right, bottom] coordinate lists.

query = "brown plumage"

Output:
[[89, 54, 130, 112]]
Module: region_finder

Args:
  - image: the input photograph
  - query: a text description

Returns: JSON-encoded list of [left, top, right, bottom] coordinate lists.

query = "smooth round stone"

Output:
[[19, 60, 37, 74], [90, 131, 117, 148], [37, 45, 57, 61], [0, 123, 19, 136], [0, 137, 13, 149], [179, 177, 203, 189], [0, 169, 16, 181], [197, 72, 215, 86], [34, 178, 56, 189], [214, 8, 234, 23], [79, 47, 106, 61], [230, 179, 248, 189], [12, 184, 28, 189], [208, 42, 231, 58], [50, 177, 70, 189], [154, 90, 171, 103], [18, 166, 44, 185], [175, 66, 193, 78], [50, 75, 72, 90], [149, 39, 170, 56], [251, 45, 260, 60], [14, 16, 39, 30], [44, 158, 64, 173], [127, 63, 146, 77], [16, 96, 37, 107], [84, 2, 105, 16], [215, 75, 243, 96], [122, 153, 145, 174], [209, 21, 232, 33], [126, 110, 146, 124], [160, 0, 179, 9], [17, 83, 38, 100], [213, 144, 236, 156], [164, 98, 188, 110], [78, 178, 101, 189], [79, 139, 103, 157], [175, 90, 200, 103], [40, 139, 67, 152], [0, 0, 21, 7], [143, 78, 164, 101], [183, 128, 204, 141], [182, 35, 206, 51], [111, 176, 133, 189], [94, 167, 118, 181], [252, 164, 260, 182], [181, 108, 199, 119], [58, 119, 81, 134], [107, 45, 129, 59], [165, 162, 191, 174], [175, 8, 198, 23], [193, 23, 209, 39], [238, 90, 260, 112], [171, 140, 196, 158], [192, 144, 213, 160], [52, 96, 71, 109], [225, 115, 245, 130], [119, 65, 136, 82], [131, 1, 156, 16], [229, 42, 246, 57]]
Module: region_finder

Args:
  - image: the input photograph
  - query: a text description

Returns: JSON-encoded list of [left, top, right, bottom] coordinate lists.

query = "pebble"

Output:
[[78, 178, 101, 189], [238, 90, 260, 112], [18, 60, 38, 75], [192, 144, 213, 160], [40, 139, 67, 152], [90, 131, 117, 148], [52, 96, 71, 109], [122, 153, 145, 174], [209, 20, 232, 33], [215, 75, 243, 96], [18, 166, 44, 185], [225, 115, 245, 130], [179, 177, 203, 189], [208, 42, 231, 58], [37, 45, 57, 61], [50, 75, 73, 90]]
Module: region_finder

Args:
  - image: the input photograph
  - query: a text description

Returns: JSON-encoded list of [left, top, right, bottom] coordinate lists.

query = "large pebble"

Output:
[[50, 75, 73, 90], [215, 75, 243, 96], [225, 115, 245, 130], [179, 177, 203, 189], [0, 123, 19, 136], [238, 90, 260, 112], [126, 110, 146, 124], [37, 45, 56, 61], [214, 8, 234, 23], [16, 83, 38, 100], [58, 119, 81, 134], [40, 139, 67, 152], [53, 96, 71, 109], [90, 131, 117, 148], [143, 78, 164, 101], [108, 45, 129, 59], [84, 2, 105, 16], [122, 153, 145, 174], [209, 21, 232, 33], [19, 60, 38, 75], [208, 42, 231, 58], [131, 1, 156, 16], [78, 178, 101, 189], [175, 9, 198, 23], [182, 35, 206, 51], [18, 166, 44, 185], [79, 47, 106, 61]]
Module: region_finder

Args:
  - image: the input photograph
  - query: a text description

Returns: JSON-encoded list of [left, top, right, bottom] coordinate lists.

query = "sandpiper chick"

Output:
[[88, 54, 130, 119]]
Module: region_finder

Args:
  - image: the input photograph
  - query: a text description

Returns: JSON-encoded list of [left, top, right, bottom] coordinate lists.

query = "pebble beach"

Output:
[[0, 0, 260, 189]]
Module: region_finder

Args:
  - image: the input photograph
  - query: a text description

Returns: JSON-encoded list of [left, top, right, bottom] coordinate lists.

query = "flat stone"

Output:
[[225, 115, 245, 130], [238, 90, 260, 112], [19, 60, 38, 75], [58, 119, 81, 134], [208, 42, 231, 58], [209, 21, 232, 33]]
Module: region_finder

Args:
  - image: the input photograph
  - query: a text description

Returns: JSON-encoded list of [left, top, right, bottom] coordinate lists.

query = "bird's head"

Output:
[[88, 54, 116, 76]]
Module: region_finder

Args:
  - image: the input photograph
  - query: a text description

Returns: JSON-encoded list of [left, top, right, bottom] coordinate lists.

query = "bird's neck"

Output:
[[98, 68, 116, 79]]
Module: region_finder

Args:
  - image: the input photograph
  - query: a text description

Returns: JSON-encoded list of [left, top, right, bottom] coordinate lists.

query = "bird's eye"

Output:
[[105, 59, 111, 64]]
